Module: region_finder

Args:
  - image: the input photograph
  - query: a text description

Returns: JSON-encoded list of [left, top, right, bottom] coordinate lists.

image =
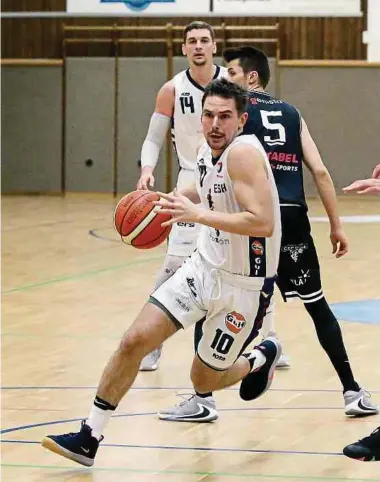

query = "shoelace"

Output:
[[173, 392, 196, 407]]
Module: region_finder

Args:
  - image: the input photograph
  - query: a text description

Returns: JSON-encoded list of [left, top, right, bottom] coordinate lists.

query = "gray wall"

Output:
[[1, 67, 62, 193], [279, 66, 380, 196], [2, 61, 379, 198]]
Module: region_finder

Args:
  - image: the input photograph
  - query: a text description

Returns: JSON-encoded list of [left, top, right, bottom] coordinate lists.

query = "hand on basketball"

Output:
[[154, 189, 202, 227], [137, 167, 155, 190], [343, 178, 380, 195], [330, 228, 349, 258]]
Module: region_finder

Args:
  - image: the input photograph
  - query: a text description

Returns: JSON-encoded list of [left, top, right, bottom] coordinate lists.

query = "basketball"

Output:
[[114, 190, 172, 249]]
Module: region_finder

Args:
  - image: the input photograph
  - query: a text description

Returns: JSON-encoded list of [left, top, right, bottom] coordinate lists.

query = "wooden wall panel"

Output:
[[1, 0, 65, 12], [1, 16, 366, 60]]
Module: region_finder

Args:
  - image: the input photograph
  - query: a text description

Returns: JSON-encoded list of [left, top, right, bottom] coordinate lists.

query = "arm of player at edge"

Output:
[[155, 144, 275, 237], [301, 117, 348, 258], [137, 81, 175, 190]]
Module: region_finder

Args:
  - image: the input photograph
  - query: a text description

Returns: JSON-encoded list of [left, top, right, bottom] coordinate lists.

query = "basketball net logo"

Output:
[[225, 311, 246, 334]]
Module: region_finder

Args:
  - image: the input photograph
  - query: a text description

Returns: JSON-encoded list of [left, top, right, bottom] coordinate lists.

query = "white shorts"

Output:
[[150, 251, 275, 371], [167, 168, 201, 257]]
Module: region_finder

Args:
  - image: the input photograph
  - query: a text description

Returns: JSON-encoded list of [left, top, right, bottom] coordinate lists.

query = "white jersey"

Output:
[[172, 65, 227, 171], [196, 134, 281, 279]]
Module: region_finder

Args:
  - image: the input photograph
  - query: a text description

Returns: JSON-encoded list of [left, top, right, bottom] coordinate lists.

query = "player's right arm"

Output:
[[301, 117, 348, 258], [137, 80, 175, 190]]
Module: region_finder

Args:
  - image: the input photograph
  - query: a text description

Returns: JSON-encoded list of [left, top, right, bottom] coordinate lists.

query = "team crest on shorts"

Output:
[[251, 239, 264, 256], [225, 311, 246, 334], [281, 243, 308, 262]]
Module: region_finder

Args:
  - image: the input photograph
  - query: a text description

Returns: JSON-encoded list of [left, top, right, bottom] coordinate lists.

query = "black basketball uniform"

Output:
[[243, 90, 323, 303]]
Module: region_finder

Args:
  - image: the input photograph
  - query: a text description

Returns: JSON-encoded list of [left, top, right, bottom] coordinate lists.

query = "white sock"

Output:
[[261, 301, 276, 338], [247, 349, 267, 373], [87, 405, 113, 440]]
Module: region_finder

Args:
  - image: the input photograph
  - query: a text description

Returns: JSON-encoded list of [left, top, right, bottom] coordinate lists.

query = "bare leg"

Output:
[[97, 302, 178, 406], [191, 354, 251, 394]]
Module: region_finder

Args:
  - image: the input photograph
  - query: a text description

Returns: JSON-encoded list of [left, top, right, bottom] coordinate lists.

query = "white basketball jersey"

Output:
[[172, 66, 227, 171], [196, 135, 281, 278]]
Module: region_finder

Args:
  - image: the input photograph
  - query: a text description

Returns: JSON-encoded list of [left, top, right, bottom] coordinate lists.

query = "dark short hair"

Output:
[[223, 45, 270, 88], [183, 21, 215, 43], [202, 78, 248, 116]]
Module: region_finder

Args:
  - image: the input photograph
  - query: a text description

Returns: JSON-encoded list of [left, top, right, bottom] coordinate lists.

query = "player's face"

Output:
[[227, 59, 249, 89], [182, 29, 216, 67], [202, 96, 248, 154]]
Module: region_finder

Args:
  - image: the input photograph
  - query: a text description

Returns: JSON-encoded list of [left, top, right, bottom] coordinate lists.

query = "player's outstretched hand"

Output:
[[154, 189, 203, 227], [137, 167, 155, 190], [343, 178, 380, 195], [330, 228, 349, 258]]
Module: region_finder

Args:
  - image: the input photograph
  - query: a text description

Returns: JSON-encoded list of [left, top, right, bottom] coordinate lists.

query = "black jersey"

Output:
[[243, 90, 307, 209]]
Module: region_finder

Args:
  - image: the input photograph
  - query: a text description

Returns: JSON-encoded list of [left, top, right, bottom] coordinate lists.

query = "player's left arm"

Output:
[[155, 144, 275, 237], [301, 117, 348, 258]]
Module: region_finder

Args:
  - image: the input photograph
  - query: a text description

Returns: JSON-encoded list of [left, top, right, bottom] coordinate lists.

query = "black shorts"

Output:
[[276, 206, 324, 304]]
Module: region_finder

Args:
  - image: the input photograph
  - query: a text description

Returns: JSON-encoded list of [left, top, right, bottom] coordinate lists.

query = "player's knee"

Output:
[[118, 330, 146, 358]]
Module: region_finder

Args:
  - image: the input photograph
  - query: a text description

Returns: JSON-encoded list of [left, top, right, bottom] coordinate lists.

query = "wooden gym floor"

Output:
[[2, 194, 380, 482]]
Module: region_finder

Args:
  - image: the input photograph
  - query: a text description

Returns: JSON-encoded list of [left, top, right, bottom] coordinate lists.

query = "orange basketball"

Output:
[[114, 190, 172, 249]]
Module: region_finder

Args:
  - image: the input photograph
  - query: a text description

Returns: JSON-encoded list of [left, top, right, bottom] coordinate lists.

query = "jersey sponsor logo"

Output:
[[216, 161, 223, 173], [177, 222, 196, 227], [251, 239, 264, 256], [272, 164, 299, 172], [213, 183, 227, 194], [225, 311, 246, 334], [267, 152, 299, 164], [100, 0, 174, 12], [290, 269, 311, 286], [281, 243, 308, 262], [209, 232, 229, 245]]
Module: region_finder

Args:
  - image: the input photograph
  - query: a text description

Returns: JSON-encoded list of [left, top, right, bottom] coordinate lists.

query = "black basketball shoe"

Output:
[[41, 420, 102, 467], [240, 336, 282, 401], [343, 426, 380, 461]]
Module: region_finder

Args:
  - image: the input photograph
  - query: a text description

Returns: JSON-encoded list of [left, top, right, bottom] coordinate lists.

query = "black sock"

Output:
[[94, 395, 117, 411], [304, 298, 360, 393], [195, 390, 213, 398], [194, 321, 213, 399]]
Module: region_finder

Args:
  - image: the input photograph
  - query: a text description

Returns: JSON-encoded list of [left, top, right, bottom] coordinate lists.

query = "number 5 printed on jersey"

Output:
[[260, 111, 286, 146]]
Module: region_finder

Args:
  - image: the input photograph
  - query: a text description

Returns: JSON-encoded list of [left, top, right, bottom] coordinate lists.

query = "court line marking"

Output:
[[1, 255, 163, 294], [3, 462, 379, 481], [2, 386, 379, 393], [1, 439, 344, 458]]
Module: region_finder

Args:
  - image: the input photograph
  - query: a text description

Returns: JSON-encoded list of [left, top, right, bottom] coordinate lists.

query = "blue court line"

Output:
[[1, 439, 344, 458], [2, 386, 380, 393]]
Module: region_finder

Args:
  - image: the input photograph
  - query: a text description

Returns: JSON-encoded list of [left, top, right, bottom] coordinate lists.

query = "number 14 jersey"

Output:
[[172, 66, 227, 172]]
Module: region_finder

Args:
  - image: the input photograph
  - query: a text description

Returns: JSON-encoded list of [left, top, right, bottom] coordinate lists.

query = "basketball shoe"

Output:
[[276, 353, 291, 368], [41, 420, 101, 467], [240, 336, 282, 401], [344, 388, 379, 416], [140, 346, 162, 371], [343, 426, 380, 461], [158, 393, 218, 422]]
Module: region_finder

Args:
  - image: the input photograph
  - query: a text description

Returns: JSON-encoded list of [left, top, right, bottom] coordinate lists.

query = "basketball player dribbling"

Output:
[[159, 46, 378, 422], [137, 21, 288, 372], [41, 78, 283, 467]]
